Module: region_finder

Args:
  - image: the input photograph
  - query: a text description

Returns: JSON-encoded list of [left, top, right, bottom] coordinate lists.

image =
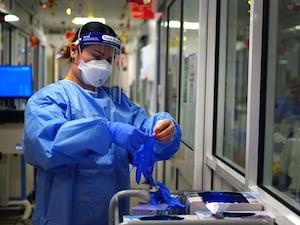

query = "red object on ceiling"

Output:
[[29, 34, 39, 48], [130, 2, 154, 19], [65, 30, 76, 41]]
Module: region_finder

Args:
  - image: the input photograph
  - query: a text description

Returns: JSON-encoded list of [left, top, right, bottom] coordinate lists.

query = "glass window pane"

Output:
[[28, 43, 38, 91], [166, 0, 181, 119], [178, 169, 192, 190], [263, 0, 300, 214], [216, 0, 250, 172], [164, 0, 181, 189], [179, 0, 199, 148], [0, 24, 11, 65], [16, 33, 27, 65]]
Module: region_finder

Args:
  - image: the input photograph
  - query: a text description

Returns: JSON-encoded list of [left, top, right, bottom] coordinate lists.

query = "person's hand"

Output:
[[107, 121, 147, 154], [152, 119, 175, 142]]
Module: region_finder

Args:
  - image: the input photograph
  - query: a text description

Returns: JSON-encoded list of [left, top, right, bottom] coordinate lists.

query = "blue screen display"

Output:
[[0, 65, 33, 97]]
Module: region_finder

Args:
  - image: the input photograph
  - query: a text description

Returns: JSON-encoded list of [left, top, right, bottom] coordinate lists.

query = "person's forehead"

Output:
[[84, 44, 114, 53]]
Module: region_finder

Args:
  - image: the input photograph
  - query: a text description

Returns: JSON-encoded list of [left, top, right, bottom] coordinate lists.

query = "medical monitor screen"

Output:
[[0, 65, 33, 97]]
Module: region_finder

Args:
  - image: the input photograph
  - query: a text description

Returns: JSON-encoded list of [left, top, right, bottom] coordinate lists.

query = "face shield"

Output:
[[75, 32, 123, 103], [103, 45, 123, 104]]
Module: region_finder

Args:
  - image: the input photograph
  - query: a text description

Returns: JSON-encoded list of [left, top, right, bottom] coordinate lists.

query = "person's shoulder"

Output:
[[29, 80, 78, 104], [119, 91, 138, 107], [32, 81, 64, 96]]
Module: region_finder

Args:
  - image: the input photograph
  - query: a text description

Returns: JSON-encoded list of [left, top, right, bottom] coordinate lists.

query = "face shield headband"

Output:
[[75, 32, 121, 54]]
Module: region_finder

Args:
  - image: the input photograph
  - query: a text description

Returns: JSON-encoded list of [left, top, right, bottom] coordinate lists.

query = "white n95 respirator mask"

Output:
[[78, 59, 112, 87]]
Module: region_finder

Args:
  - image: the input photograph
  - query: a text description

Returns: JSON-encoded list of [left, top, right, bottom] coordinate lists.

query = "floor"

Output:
[[0, 185, 142, 225], [0, 193, 34, 225], [0, 198, 141, 225], [0, 206, 32, 225], [0, 172, 148, 225]]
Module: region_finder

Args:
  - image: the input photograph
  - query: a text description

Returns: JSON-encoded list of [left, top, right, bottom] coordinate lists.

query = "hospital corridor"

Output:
[[1, 0, 300, 225]]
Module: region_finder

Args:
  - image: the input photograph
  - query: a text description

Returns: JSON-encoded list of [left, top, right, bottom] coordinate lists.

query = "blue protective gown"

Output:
[[275, 96, 300, 123], [23, 80, 181, 225]]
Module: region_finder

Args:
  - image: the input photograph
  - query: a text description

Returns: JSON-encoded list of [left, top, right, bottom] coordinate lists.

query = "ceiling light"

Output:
[[168, 20, 180, 28], [72, 17, 105, 25], [4, 14, 19, 22], [183, 22, 199, 30], [165, 21, 199, 30], [164, 20, 199, 30], [66, 7, 71, 15]]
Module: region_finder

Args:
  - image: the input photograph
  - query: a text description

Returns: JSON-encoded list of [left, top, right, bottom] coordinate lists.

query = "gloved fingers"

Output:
[[107, 121, 148, 153], [153, 119, 175, 142], [133, 135, 156, 185], [136, 163, 142, 184]]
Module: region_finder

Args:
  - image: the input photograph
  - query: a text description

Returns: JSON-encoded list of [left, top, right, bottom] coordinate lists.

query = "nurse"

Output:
[[23, 21, 181, 225]]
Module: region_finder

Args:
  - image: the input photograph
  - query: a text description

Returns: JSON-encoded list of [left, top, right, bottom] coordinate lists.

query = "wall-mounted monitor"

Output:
[[0, 65, 33, 98]]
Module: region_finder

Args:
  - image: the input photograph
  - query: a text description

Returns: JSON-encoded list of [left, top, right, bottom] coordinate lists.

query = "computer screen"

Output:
[[0, 65, 33, 97]]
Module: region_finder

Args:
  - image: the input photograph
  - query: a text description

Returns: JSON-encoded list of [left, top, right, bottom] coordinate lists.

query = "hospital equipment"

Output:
[[109, 190, 275, 225]]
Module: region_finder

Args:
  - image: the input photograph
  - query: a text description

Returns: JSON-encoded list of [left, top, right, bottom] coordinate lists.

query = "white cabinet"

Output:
[[0, 123, 34, 206]]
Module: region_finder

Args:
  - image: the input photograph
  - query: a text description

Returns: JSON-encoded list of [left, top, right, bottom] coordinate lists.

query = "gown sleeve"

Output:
[[23, 86, 112, 171], [142, 112, 182, 160], [128, 97, 182, 160]]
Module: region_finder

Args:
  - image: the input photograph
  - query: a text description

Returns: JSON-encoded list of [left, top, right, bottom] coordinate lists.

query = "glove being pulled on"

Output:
[[133, 135, 157, 186], [107, 121, 147, 155]]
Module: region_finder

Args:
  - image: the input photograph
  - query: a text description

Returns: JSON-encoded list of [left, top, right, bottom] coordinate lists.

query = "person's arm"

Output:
[[275, 97, 288, 123], [23, 94, 112, 171], [23, 88, 149, 171], [119, 94, 182, 160], [129, 100, 181, 160]]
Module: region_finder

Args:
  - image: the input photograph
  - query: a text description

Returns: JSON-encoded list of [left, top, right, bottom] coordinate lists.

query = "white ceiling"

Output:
[[15, 0, 144, 41]]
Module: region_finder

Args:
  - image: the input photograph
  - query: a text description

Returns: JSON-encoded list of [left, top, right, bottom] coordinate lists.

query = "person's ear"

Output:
[[70, 43, 78, 59]]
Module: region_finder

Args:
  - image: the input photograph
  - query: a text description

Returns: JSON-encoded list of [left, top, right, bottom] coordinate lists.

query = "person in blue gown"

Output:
[[275, 76, 300, 128], [273, 76, 300, 190], [23, 21, 181, 225]]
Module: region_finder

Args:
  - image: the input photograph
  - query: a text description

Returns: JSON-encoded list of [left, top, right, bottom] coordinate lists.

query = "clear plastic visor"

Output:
[[79, 44, 122, 103], [81, 44, 116, 64], [103, 51, 123, 104], [80, 44, 123, 104]]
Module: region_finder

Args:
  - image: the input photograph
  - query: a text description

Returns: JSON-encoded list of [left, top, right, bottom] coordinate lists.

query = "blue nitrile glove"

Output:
[[133, 135, 157, 186], [107, 121, 147, 155], [150, 181, 185, 210]]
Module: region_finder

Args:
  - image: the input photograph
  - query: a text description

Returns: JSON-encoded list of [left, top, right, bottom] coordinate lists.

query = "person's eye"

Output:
[[94, 56, 102, 60], [93, 55, 104, 60], [92, 52, 105, 60], [106, 57, 112, 64]]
